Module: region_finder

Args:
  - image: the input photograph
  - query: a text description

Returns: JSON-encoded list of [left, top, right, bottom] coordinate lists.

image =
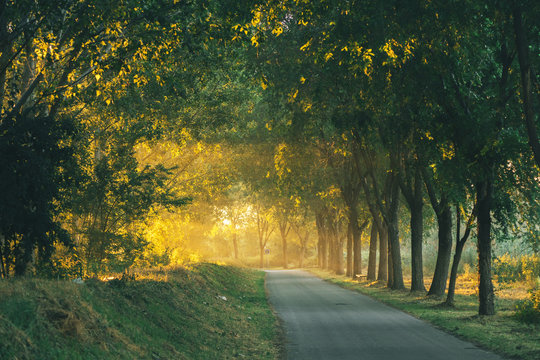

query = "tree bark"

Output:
[[513, 5, 540, 167], [387, 230, 394, 288], [410, 200, 425, 291], [336, 232, 344, 275], [377, 222, 388, 281], [346, 222, 353, 277], [477, 180, 495, 315], [278, 220, 290, 269], [445, 205, 475, 306], [315, 212, 327, 269], [0, 238, 6, 278], [427, 202, 453, 296], [327, 216, 336, 271], [257, 212, 273, 269], [424, 172, 453, 297], [401, 167, 426, 292], [353, 219, 367, 278], [387, 172, 405, 290], [367, 222, 378, 280]]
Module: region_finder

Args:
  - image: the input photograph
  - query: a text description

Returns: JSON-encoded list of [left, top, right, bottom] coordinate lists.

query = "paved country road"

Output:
[[265, 270, 505, 360]]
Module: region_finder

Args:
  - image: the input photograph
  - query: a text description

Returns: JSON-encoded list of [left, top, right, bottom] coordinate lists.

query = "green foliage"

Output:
[[67, 135, 189, 274], [515, 289, 540, 324], [493, 254, 540, 285], [0, 114, 75, 276]]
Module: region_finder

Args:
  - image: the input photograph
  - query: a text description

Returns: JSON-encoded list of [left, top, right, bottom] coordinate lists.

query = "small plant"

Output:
[[515, 289, 540, 324]]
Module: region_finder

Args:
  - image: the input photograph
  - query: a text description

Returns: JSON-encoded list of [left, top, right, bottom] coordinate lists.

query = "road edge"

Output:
[[263, 271, 288, 360], [304, 268, 514, 360]]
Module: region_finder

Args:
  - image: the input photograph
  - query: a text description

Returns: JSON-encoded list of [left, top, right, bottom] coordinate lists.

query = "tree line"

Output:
[[0, 0, 538, 319]]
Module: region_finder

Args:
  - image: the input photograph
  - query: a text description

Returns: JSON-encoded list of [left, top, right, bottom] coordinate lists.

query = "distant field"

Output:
[[0, 264, 281, 360], [309, 268, 540, 360]]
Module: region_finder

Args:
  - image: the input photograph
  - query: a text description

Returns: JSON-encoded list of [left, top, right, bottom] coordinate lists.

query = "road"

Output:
[[265, 270, 504, 360]]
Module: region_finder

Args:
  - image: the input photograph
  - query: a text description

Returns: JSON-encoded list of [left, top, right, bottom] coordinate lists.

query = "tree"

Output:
[[255, 205, 274, 268], [445, 203, 476, 306]]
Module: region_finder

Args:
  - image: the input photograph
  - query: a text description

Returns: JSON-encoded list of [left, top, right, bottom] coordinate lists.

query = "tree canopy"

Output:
[[0, 0, 538, 316]]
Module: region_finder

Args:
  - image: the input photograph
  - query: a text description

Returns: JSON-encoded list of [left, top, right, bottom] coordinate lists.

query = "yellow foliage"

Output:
[[494, 253, 540, 286], [300, 39, 312, 51], [288, 89, 298, 103], [272, 26, 283, 36], [324, 52, 333, 62], [382, 40, 398, 59], [302, 101, 312, 112], [251, 11, 262, 27]]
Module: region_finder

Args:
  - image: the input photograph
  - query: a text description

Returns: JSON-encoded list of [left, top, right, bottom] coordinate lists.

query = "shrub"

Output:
[[493, 253, 521, 283], [493, 253, 540, 284], [522, 255, 540, 287], [515, 289, 540, 324]]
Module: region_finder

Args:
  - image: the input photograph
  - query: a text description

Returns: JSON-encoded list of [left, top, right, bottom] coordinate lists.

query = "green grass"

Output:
[[0, 264, 281, 359], [309, 268, 540, 360]]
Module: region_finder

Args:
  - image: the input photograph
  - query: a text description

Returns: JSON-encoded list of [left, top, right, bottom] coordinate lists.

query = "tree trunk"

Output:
[[445, 205, 474, 306], [299, 244, 305, 268], [336, 231, 344, 275], [232, 232, 239, 259], [282, 235, 288, 269], [387, 174, 404, 290], [278, 219, 290, 269], [316, 212, 328, 269], [477, 180, 495, 315], [367, 222, 378, 280], [327, 216, 336, 271], [0, 239, 6, 278], [352, 220, 362, 277], [322, 230, 328, 269], [378, 223, 388, 281], [346, 222, 353, 277], [387, 233, 394, 288], [428, 202, 452, 296], [410, 201, 425, 291], [409, 168, 426, 292], [513, 5, 540, 168], [445, 239, 465, 306]]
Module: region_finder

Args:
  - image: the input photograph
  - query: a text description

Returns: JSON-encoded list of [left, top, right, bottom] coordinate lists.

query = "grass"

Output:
[[308, 268, 540, 360], [0, 263, 281, 360]]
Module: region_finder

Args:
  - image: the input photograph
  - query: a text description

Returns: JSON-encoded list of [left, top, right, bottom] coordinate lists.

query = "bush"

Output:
[[522, 255, 540, 287], [515, 289, 540, 324], [493, 253, 540, 284]]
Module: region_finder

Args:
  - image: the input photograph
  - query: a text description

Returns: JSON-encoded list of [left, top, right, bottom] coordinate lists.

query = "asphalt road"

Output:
[[265, 270, 505, 360]]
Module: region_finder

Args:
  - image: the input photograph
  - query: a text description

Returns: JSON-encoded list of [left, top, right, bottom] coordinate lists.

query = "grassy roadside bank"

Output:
[[0, 264, 281, 360], [308, 268, 539, 360]]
